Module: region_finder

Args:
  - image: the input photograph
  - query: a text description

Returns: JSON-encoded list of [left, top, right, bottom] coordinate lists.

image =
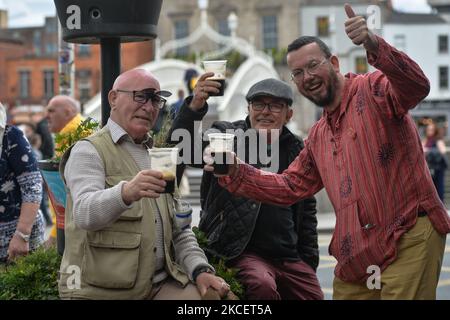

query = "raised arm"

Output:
[[344, 3, 430, 117], [217, 141, 323, 206]]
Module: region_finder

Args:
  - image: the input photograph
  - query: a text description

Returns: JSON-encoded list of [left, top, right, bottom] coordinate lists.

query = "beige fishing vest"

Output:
[[58, 127, 189, 299]]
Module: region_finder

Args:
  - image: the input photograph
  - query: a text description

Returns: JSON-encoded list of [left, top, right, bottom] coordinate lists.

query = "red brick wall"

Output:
[[2, 40, 154, 108]]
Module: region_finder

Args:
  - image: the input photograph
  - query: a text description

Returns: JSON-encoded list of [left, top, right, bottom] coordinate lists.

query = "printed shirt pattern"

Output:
[[0, 125, 42, 222]]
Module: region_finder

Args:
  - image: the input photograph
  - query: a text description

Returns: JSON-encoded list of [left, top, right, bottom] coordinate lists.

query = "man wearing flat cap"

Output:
[[168, 74, 323, 300]]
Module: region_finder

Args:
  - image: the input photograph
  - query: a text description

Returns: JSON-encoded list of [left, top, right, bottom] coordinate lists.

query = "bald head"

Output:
[[46, 95, 80, 133], [112, 68, 160, 93]]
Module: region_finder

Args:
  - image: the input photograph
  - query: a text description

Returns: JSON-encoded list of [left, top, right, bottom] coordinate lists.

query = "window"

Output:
[[77, 69, 92, 103], [45, 43, 57, 55], [43, 70, 54, 98], [19, 70, 31, 99], [439, 66, 449, 90], [262, 15, 278, 50], [394, 34, 406, 51], [317, 17, 329, 37], [217, 18, 231, 49], [78, 44, 91, 57], [79, 86, 91, 103], [355, 56, 368, 74], [438, 35, 448, 54], [33, 30, 42, 56], [45, 19, 57, 33], [218, 19, 231, 36], [174, 20, 189, 56]]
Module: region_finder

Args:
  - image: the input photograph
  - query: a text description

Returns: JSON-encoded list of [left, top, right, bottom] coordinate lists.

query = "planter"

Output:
[[38, 160, 66, 256]]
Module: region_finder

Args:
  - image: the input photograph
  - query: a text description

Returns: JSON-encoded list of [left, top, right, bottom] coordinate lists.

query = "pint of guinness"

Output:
[[148, 147, 178, 194], [207, 132, 235, 174], [202, 60, 227, 96]]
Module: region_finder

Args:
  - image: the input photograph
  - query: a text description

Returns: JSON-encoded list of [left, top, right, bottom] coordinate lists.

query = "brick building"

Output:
[[0, 10, 154, 116]]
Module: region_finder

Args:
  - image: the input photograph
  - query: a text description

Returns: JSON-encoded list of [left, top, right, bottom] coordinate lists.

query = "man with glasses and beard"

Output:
[[213, 4, 450, 299], [168, 77, 323, 300], [58, 68, 229, 300]]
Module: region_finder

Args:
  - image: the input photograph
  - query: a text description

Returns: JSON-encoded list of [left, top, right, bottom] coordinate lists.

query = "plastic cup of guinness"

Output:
[[202, 60, 227, 96], [207, 133, 235, 174], [148, 147, 178, 194]]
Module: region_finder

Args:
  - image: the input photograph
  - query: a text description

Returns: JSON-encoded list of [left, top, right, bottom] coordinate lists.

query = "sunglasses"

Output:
[[116, 88, 171, 109]]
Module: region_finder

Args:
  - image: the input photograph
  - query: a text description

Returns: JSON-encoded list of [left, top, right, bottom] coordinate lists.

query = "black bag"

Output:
[[426, 148, 448, 171]]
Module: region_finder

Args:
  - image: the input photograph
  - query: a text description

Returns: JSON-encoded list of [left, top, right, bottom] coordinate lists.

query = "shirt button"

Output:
[[155, 219, 158, 224], [333, 151, 337, 156], [363, 223, 375, 230], [251, 203, 257, 209], [153, 247, 157, 253]]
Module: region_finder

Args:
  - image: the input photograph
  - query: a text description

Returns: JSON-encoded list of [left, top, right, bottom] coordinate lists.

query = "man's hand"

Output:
[[203, 146, 240, 177], [122, 170, 166, 205], [344, 3, 378, 53], [7, 233, 30, 262], [196, 272, 230, 299], [189, 72, 222, 111]]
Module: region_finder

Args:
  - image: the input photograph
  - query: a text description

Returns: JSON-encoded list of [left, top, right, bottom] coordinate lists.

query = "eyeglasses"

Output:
[[290, 58, 328, 83], [250, 101, 287, 113], [116, 89, 167, 109]]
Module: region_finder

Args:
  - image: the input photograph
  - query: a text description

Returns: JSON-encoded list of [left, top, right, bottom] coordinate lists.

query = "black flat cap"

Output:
[[246, 78, 293, 106]]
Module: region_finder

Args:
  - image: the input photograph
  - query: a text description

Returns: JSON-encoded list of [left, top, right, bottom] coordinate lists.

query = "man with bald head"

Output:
[[45, 95, 85, 243], [46, 95, 82, 135], [58, 69, 229, 300]]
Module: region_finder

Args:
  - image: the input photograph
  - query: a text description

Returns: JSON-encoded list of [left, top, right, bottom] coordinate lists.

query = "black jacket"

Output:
[[168, 99, 319, 270]]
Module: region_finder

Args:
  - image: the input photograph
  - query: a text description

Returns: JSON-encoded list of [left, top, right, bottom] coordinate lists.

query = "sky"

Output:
[[0, 0, 435, 28]]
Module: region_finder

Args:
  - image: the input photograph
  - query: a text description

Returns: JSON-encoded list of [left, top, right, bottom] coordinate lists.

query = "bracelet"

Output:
[[192, 266, 214, 282], [14, 230, 30, 243]]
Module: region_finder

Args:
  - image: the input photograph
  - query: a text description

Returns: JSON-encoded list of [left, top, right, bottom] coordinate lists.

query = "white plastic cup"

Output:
[[202, 60, 227, 96], [207, 132, 235, 174], [148, 147, 178, 193]]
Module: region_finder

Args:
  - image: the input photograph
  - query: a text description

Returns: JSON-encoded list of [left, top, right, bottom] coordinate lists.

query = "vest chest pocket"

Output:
[[82, 230, 141, 289]]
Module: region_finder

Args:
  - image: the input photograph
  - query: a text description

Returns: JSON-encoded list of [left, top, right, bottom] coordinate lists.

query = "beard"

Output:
[[304, 68, 339, 108]]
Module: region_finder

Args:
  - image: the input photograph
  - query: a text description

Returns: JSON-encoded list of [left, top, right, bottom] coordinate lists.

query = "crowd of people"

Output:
[[0, 4, 449, 300]]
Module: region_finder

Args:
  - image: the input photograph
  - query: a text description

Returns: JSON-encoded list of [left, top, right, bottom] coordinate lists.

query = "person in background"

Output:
[[423, 122, 448, 202], [17, 122, 43, 160], [30, 113, 54, 227], [170, 89, 185, 120], [31, 112, 54, 161], [0, 103, 44, 263], [44, 95, 86, 242]]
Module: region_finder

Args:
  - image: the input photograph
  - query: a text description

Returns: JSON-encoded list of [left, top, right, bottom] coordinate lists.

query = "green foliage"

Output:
[[53, 117, 100, 162], [193, 227, 245, 299], [0, 247, 61, 300], [150, 109, 175, 148], [265, 48, 288, 65]]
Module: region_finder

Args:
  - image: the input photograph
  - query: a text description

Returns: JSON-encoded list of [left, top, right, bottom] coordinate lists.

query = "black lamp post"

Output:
[[54, 0, 163, 126]]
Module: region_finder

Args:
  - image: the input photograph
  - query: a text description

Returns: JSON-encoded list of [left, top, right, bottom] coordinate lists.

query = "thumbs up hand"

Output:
[[344, 3, 378, 53]]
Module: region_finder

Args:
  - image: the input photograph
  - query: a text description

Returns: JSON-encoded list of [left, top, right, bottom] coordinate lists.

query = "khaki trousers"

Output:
[[333, 216, 446, 300], [148, 278, 202, 300]]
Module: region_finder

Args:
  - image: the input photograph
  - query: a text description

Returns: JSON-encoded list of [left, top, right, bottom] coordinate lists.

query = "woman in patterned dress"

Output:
[[0, 103, 44, 263]]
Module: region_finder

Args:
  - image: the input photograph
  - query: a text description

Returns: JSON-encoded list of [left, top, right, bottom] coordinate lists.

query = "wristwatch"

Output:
[[192, 266, 214, 282], [14, 230, 30, 243]]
